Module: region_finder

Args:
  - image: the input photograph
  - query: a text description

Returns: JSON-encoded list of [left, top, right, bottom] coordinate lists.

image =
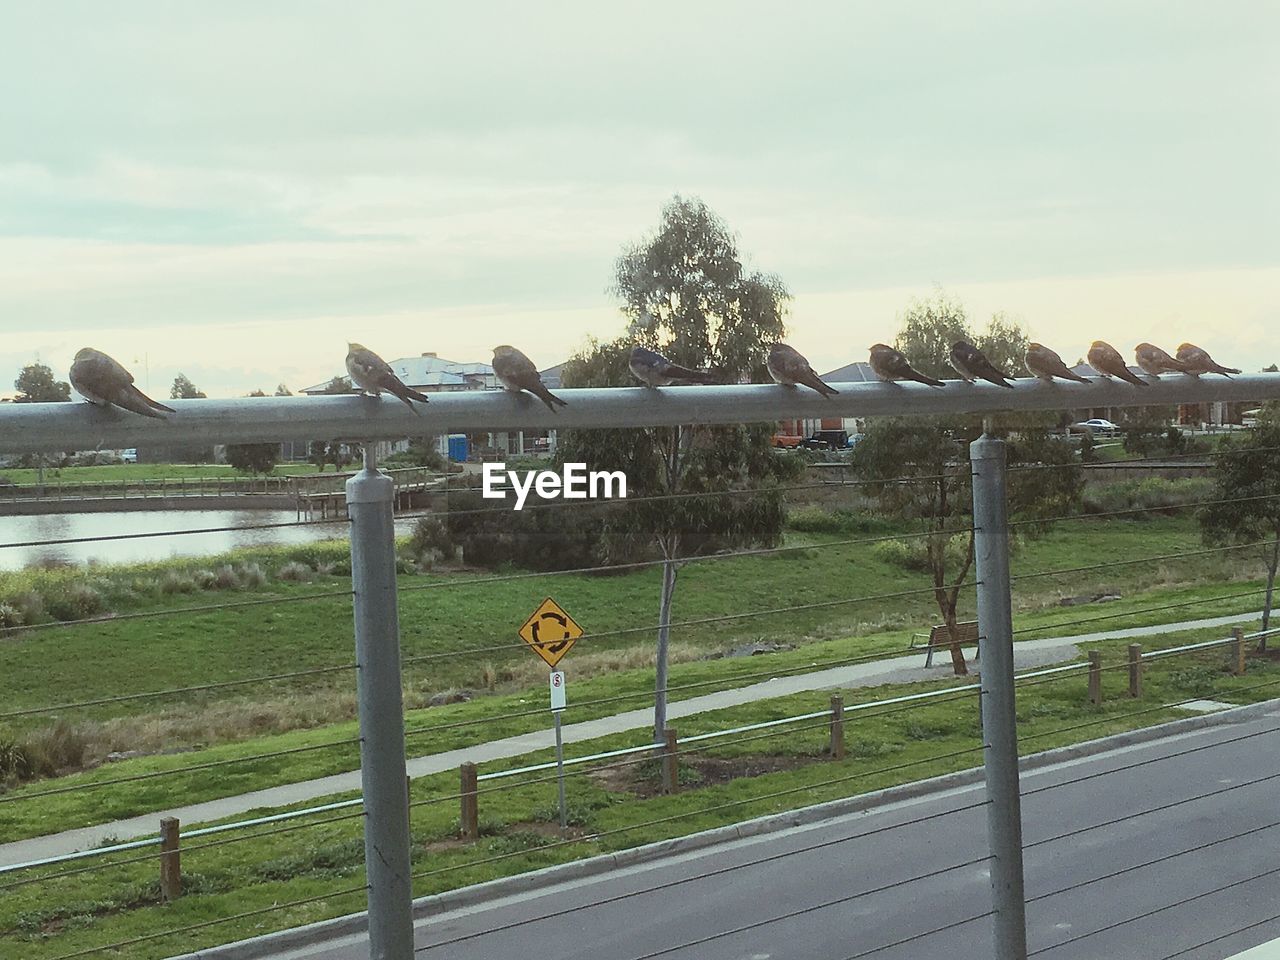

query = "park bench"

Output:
[[911, 619, 980, 668]]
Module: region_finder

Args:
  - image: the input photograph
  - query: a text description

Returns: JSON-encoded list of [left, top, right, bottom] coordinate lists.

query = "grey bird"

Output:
[[628, 346, 719, 387], [1135, 343, 1189, 377], [1024, 342, 1089, 383], [867, 344, 945, 387], [69, 348, 175, 419], [346, 343, 430, 413], [492, 345, 567, 412], [1176, 342, 1241, 377], [950, 340, 1015, 388], [1087, 340, 1148, 386], [767, 343, 838, 397]]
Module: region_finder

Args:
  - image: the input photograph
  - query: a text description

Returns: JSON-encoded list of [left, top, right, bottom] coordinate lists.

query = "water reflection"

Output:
[[0, 511, 409, 571]]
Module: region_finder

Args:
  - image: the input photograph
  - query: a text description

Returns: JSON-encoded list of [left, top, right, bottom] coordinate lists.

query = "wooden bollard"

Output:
[[1232, 627, 1246, 676], [159, 817, 181, 902], [1088, 651, 1103, 706], [1128, 644, 1143, 698], [661, 728, 679, 795], [829, 695, 846, 760], [459, 763, 479, 840]]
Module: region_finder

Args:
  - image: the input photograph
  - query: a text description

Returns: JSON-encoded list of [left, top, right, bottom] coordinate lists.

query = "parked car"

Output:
[[1071, 419, 1118, 437], [771, 434, 805, 449], [803, 430, 852, 450], [121, 448, 138, 463]]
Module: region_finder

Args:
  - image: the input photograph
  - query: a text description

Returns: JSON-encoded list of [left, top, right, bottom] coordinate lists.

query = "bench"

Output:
[[911, 620, 980, 668]]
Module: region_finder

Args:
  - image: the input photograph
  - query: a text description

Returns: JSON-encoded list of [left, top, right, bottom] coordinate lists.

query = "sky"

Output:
[[1, 0, 1277, 397]]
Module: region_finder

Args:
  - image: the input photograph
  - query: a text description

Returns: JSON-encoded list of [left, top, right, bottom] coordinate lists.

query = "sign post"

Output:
[[518, 598, 582, 837], [550, 669, 567, 835]]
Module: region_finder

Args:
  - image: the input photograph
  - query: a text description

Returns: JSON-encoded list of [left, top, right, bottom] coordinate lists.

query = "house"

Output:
[[773, 361, 876, 442]]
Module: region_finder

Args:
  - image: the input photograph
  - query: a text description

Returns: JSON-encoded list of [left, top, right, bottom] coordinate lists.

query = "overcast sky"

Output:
[[2, 1, 1276, 397]]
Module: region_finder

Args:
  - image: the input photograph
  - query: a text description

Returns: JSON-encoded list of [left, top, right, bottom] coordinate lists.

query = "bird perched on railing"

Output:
[[346, 343, 431, 413], [628, 346, 719, 387], [1087, 340, 1149, 386], [492, 345, 567, 412], [950, 340, 1015, 388], [1024, 343, 1089, 383], [1176, 343, 1241, 377], [1134, 343, 1189, 377], [766, 343, 838, 397], [69, 348, 175, 419], [868, 344, 945, 387]]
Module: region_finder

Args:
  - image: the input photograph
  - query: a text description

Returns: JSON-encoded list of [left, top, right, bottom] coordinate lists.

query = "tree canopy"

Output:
[[170, 374, 206, 400], [14, 362, 71, 402]]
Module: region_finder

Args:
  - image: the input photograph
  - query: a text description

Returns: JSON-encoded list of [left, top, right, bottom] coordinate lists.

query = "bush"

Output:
[[785, 507, 886, 535], [1123, 426, 1207, 459], [276, 561, 314, 582], [44, 582, 106, 621], [239, 562, 266, 588], [159, 571, 198, 594], [0, 602, 22, 632], [406, 516, 455, 564], [1083, 477, 1215, 516]]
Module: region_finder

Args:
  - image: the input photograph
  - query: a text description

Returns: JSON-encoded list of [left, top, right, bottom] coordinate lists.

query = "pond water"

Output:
[[0, 510, 416, 571]]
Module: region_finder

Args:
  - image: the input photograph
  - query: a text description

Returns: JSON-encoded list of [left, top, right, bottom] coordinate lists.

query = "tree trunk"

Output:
[[653, 556, 678, 742], [1263, 535, 1279, 646]]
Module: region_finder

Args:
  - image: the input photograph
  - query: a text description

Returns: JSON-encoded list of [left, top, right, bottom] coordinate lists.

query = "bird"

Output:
[[949, 340, 1015, 388], [766, 343, 838, 397], [69, 348, 175, 419], [1086, 340, 1149, 386], [1024, 343, 1089, 383], [345, 343, 431, 413], [628, 346, 720, 387], [1134, 343, 1189, 377], [867, 344, 945, 387], [1176, 343, 1241, 377], [492, 345, 567, 412]]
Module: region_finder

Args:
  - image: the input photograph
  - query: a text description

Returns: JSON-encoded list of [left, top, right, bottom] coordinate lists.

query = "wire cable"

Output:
[[1154, 912, 1280, 960]]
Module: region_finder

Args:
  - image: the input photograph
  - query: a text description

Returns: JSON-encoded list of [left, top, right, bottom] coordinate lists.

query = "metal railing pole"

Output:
[[347, 445, 414, 960], [970, 432, 1028, 960]]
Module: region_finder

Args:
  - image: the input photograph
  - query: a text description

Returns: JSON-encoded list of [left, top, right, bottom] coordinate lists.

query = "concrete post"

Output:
[[1232, 627, 1246, 676], [159, 816, 181, 902], [347, 445, 414, 960], [969, 433, 1028, 960], [829, 694, 845, 759], [1088, 651, 1103, 705], [1128, 645, 1143, 698]]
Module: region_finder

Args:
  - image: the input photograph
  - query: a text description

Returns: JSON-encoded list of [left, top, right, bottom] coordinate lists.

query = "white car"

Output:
[[1073, 419, 1118, 437], [121, 448, 138, 463]]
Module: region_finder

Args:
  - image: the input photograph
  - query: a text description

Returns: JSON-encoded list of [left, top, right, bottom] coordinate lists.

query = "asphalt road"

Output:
[[253, 708, 1280, 960]]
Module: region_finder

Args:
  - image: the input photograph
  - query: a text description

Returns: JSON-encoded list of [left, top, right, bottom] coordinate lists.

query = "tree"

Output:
[[320, 376, 352, 394], [247, 388, 267, 397], [170, 374, 206, 400], [1200, 424, 1280, 642], [559, 196, 799, 739], [273, 383, 292, 396], [14, 362, 71, 402], [853, 293, 1082, 675], [226, 443, 278, 474]]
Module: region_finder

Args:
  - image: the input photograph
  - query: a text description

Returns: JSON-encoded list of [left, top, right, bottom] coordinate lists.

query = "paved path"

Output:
[[0, 609, 1263, 868]]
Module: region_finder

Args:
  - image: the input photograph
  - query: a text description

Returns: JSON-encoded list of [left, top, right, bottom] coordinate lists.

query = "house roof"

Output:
[[819, 361, 878, 382], [301, 353, 495, 394]]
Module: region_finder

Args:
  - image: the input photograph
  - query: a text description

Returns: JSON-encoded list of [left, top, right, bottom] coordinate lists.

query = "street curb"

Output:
[[172, 695, 1280, 959]]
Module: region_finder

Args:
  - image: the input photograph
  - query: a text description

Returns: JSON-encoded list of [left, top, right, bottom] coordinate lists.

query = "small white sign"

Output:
[[549, 670, 566, 712]]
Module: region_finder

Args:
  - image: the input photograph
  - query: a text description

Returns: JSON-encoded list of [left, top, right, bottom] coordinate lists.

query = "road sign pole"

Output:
[[550, 669, 567, 835], [970, 433, 1028, 960], [347, 446, 414, 960]]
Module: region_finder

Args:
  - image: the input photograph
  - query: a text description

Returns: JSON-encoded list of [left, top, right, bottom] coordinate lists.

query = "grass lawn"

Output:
[[1, 625, 1275, 959]]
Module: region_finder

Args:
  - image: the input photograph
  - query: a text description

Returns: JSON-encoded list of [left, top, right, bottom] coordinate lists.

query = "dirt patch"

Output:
[[588, 752, 816, 799]]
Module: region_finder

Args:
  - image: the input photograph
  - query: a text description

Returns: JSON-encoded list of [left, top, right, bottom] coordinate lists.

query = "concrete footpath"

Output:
[[0, 609, 1262, 868]]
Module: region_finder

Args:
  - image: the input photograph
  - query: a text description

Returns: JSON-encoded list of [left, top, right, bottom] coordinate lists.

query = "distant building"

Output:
[[299, 352, 497, 395], [774, 361, 876, 441]]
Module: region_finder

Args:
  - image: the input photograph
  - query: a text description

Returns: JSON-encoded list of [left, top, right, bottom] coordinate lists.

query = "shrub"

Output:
[[192, 569, 218, 590], [159, 571, 198, 594], [239, 562, 266, 588], [18, 719, 91, 778], [406, 516, 455, 564], [0, 602, 22, 632], [276, 561, 313, 582], [1084, 477, 1216, 516], [785, 507, 886, 535], [14, 590, 45, 624], [44, 582, 106, 621]]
